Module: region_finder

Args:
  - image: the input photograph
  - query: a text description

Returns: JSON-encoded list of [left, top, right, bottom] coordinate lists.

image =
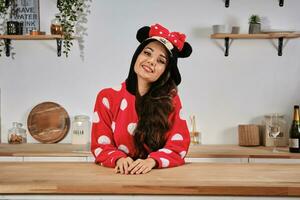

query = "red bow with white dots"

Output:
[[149, 24, 186, 51]]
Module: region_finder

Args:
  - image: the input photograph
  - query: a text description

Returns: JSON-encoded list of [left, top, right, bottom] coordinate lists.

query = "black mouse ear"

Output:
[[178, 42, 192, 58], [136, 26, 150, 43]]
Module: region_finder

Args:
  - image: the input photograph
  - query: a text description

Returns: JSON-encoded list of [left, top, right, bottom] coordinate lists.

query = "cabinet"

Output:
[[1, 144, 299, 163], [210, 32, 300, 56], [0, 35, 64, 57]]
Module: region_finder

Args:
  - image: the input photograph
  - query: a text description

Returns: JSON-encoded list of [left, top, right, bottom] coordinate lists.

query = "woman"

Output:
[[91, 23, 192, 175]]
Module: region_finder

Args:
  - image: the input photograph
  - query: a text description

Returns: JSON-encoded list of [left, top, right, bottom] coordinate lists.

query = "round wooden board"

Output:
[[27, 102, 70, 143]]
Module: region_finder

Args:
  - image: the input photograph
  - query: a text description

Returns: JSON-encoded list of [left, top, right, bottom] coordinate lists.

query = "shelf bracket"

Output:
[[56, 39, 62, 57], [4, 39, 11, 57], [278, 37, 283, 56], [224, 37, 230, 56], [225, 0, 230, 7], [279, 0, 284, 7]]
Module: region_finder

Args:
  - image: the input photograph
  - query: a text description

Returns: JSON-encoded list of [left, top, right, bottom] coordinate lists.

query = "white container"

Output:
[[212, 25, 231, 34], [72, 115, 91, 145]]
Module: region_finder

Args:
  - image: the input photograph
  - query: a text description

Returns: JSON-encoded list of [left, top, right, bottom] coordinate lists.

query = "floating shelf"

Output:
[[224, 0, 285, 7], [0, 35, 64, 57], [211, 32, 300, 56]]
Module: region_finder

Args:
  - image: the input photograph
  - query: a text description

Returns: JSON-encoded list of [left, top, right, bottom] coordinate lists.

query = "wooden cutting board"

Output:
[[27, 102, 70, 143]]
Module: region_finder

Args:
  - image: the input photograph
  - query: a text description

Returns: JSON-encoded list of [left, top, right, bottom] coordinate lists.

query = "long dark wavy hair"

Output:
[[126, 39, 178, 159]]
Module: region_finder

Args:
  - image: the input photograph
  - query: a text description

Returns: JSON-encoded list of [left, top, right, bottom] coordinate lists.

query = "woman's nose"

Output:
[[147, 57, 156, 66]]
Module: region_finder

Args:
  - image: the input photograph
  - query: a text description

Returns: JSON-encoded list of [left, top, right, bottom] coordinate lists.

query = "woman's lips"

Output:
[[142, 65, 153, 73]]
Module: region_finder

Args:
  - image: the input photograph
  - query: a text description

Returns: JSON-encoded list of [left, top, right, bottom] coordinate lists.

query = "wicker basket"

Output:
[[238, 124, 260, 146]]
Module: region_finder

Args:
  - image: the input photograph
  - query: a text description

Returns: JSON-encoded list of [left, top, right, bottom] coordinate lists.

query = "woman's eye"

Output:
[[158, 59, 166, 64], [144, 51, 151, 56]]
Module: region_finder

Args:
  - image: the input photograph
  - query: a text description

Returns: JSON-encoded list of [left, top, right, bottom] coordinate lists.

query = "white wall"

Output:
[[1, 0, 300, 144]]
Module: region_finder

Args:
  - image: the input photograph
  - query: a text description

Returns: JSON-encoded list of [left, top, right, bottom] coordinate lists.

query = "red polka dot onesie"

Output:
[[91, 82, 190, 168]]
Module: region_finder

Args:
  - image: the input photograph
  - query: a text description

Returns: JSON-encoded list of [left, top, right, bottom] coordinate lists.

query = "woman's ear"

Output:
[[136, 26, 150, 43], [178, 42, 192, 58]]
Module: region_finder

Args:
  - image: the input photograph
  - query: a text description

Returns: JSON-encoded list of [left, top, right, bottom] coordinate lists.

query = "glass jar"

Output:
[[262, 113, 288, 147], [50, 14, 63, 35], [72, 115, 91, 145], [8, 122, 27, 144]]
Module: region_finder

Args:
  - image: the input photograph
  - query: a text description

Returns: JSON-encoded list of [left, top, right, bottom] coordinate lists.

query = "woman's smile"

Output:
[[141, 64, 154, 73]]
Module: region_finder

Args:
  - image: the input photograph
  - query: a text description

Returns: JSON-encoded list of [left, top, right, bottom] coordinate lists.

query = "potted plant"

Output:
[[248, 14, 261, 34]]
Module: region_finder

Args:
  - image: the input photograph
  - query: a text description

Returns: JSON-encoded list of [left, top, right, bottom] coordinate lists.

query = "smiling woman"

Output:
[[91, 23, 192, 175]]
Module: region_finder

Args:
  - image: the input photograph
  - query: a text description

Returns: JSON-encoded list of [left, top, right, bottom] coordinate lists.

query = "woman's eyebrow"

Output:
[[145, 47, 154, 51], [160, 54, 167, 59], [146, 47, 167, 59]]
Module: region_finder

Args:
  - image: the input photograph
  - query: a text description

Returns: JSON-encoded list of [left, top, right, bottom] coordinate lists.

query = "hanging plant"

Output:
[[0, 0, 8, 56], [0, 0, 17, 57], [57, 0, 84, 57]]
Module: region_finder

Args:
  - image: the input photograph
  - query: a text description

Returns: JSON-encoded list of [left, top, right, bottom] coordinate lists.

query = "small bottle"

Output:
[[8, 122, 27, 144], [72, 115, 91, 145], [289, 105, 300, 153], [50, 14, 63, 35], [190, 115, 200, 145]]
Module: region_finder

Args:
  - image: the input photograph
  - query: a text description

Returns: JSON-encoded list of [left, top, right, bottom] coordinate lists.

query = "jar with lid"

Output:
[[50, 14, 63, 35], [262, 113, 288, 147], [72, 115, 91, 145], [8, 122, 27, 144]]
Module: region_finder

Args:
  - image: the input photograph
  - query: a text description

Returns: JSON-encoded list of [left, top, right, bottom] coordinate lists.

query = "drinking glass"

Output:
[[268, 114, 281, 152]]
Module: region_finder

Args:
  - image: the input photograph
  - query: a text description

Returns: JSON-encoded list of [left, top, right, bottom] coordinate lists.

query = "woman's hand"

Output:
[[115, 157, 134, 174], [128, 158, 156, 175]]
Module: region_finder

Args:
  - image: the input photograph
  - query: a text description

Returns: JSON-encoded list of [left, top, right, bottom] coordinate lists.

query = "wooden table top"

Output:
[[0, 143, 300, 159], [0, 162, 300, 196]]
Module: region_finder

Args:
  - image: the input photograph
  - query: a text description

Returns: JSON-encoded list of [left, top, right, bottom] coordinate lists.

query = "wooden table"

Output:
[[1, 144, 300, 159], [0, 162, 300, 196]]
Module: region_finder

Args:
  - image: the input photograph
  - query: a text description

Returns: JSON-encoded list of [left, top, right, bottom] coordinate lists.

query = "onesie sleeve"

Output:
[[91, 89, 127, 168], [148, 94, 190, 168]]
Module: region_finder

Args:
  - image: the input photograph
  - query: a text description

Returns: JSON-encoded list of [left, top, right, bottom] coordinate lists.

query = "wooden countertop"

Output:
[[1, 162, 300, 196], [1, 143, 300, 159]]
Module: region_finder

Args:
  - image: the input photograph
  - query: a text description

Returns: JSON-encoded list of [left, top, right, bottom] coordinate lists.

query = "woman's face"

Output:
[[134, 41, 169, 84]]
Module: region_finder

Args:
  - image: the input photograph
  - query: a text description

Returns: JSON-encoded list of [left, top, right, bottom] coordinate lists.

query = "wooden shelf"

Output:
[[0, 34, 63, 40], [210, 32, 300, 56], [0, 34, 65, 57], [211, 33, 300, 39], [224, 0, 285, 8]]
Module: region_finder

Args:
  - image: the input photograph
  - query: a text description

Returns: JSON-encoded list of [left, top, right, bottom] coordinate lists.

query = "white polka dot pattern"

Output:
[[92, 111, 100, 123], [118, 144, 129, 154], [102, 97, 110, 109], [160, 158, 170, 168], [112, 84, 122, 91], [179, 109, 185, 121], [179, 151, 187, 158], [94, 147, 102, 157], [158, 148, 172, 154], [120, 98, 128, 110], [98, 135, 111, 144], [111, 121, 116, 132], [171, 133, 183, 141], [127, 123, 137, 135]]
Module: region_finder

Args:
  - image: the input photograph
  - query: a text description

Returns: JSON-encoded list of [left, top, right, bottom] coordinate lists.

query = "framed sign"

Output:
[[11, 0, 40, 34]]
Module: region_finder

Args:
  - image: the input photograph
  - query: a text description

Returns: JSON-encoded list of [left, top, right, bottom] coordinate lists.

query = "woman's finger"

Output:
[[130, 162, 144, 174], [124, 161, 129, 175], [142, 167, 152, 174], [128, 159, 140, 171], [135, 165, 147, 174], [119, 163, 124, 174], [114, 166, 119, 174]]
